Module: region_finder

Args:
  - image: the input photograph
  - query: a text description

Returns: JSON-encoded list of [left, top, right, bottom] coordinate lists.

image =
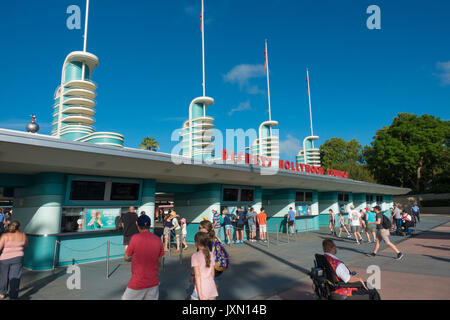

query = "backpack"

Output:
[[381, 214, 392, 229], [212, 240, 229, 272], [115, 215, 123, 231]]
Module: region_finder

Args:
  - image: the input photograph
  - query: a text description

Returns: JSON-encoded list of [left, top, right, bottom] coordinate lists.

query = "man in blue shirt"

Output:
[[411, 205, 420, 223], [287, 207, 296, 234]]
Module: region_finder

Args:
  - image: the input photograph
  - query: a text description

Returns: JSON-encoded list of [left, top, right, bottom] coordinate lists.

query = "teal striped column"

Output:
[[12, 173, 66, 270], [353, 193, 366, 211], [139, 179, 156, 227]]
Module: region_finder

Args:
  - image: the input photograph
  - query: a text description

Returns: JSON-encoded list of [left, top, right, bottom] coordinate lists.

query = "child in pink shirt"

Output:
[[191, 232, 218, 300]]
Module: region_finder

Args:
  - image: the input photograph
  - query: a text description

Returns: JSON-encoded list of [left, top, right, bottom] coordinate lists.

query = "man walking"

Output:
[[121, 206, 139, 252], [411, 204, 420, 223], [367, 206, 404, 260], [287, 207, 296, 234], [349, 205, 363, 244], [122, 215, 164, 300]]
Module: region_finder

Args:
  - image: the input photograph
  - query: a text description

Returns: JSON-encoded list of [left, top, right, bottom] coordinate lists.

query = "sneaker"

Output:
[[356, 241, 360, 245], [347, 235, 351, 238], [367, 253, 376, 257], [396, 253, 404, 260]]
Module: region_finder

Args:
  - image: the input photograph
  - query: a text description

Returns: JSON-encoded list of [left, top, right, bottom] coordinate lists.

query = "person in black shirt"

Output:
[[121, 206, 139, 251]]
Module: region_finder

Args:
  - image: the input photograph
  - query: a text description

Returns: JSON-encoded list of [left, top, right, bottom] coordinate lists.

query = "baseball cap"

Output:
[[137, 215, 151, 227], [373, 205, 381, 211]]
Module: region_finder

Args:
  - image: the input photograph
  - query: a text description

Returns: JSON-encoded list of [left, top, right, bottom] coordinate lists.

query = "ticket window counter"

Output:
[[294, 191, 314, 232], [61, 176, 144, 234], [60, 207, 130, 233]]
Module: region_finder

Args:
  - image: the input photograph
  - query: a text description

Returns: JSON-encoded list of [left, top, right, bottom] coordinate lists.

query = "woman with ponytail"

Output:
[[0, 221, 28, 299], [190, 232, 218, 300]]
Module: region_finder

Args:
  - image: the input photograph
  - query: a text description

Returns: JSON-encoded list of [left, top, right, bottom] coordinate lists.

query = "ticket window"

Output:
[[338, 193, 350, 213], [295, 191, 313, 216]]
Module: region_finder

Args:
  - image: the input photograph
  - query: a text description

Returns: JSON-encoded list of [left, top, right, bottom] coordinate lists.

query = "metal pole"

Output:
[[106, 240, 110, 279], [201, 0, 206, 96], [267, 230, 270, 248], [265, 39, 272, 121], [276, 223, 279, 244], [52, 240, 58, 271], [287, 223, 289, 244]]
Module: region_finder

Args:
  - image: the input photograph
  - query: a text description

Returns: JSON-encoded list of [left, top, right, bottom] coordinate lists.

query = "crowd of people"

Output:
[[118, 206, 229, 300], [0, 202, 423, 300], [328, 204, 421, 260]]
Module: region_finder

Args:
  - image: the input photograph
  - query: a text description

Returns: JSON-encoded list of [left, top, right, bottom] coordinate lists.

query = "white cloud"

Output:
[[279, 134, 301, 159], [436, 61, 450, 85], [228, 101, 251, 116], [224, 64, 265, 95]]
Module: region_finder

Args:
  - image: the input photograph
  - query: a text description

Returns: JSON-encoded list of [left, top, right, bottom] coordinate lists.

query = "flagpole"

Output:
[[201, 0, 206, 97], [306, 68, 314, 146], [82, 0, 90, 81], [265, 39, 272, 121], [83, 0, 90, 52]]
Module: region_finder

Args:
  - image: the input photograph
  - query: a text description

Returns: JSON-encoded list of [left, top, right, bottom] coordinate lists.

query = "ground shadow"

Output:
[[422, 255, 450, 263], [18, 268, 67, 300]]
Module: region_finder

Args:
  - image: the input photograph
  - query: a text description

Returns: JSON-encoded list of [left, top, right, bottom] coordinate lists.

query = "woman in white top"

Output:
[[180, 218, 188, 250], [171, 211, 182, 252]]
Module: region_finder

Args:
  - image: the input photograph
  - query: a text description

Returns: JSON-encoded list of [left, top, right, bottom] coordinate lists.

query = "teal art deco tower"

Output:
[[180, 97, 215, 159], [296, 136, 321, 166], [51, 1, 124, 147]]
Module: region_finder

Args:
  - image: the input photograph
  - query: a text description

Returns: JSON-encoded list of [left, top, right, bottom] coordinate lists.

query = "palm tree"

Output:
[[139, 137, 160, 152]]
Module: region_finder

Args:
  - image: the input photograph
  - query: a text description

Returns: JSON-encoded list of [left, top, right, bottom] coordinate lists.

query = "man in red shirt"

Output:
[[122, 215, 164, 300]]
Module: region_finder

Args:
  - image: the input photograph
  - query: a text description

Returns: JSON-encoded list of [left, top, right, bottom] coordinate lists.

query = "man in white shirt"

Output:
[[322, 239, 380, 300], [349, 205, 363, 244]]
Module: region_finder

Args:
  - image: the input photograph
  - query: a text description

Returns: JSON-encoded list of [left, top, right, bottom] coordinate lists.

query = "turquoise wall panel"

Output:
[[24, 236, 58, 271], [64, 62, 82, 82]]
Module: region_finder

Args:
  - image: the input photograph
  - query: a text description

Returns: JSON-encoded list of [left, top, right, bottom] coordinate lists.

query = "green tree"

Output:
[[365, 113, 450, 193], [320, 138, 376, 183], [139, 137, 160, 152]]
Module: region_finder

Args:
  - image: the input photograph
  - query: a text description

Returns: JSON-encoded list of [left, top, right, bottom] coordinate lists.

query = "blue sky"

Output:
[[0, 0, 449, 159]]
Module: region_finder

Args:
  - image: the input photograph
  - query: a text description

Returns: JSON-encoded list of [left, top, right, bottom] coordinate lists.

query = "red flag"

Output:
[[306, 71, 310, 95], [200, 7, 203, 33], [264, 47, 267, 71]]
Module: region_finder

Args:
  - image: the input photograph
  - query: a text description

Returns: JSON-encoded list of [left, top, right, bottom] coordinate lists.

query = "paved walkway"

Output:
[[14, 214, 450, 300]]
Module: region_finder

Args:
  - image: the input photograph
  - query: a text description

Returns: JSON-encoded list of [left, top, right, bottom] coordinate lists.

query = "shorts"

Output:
[[122, 285, 159, 300], [123, 235, 133, 246], [225, 225, 232, 230], [351, 226, 360, 233], [376, 228, 390, 243], [366, 224, 376, 233], [163, 227, 171, 235], [259, 225, 267, 233], [236, 224, 244, 231], [174, 228, 181, 236], [288, 221, 294, 227], [249, 224, 256, 232]]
